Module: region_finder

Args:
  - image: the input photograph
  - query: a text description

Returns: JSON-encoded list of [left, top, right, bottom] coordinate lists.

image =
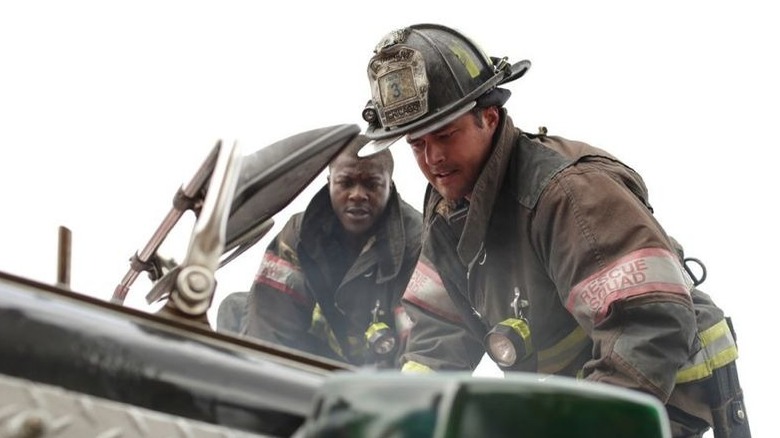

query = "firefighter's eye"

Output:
[[435, 129, 457, 141]]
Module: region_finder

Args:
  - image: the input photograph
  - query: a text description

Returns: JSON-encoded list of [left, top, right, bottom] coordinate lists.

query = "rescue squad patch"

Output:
[[255, 251, 307, 304], [567, 248, 692, 325], [403, 260, 462, 323]]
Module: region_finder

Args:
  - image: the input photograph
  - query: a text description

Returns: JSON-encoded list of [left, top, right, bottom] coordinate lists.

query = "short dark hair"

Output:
[[329, 134, 394, 176]]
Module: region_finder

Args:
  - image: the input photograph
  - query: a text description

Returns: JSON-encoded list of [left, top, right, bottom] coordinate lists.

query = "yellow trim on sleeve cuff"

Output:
[[402, 361, 435, 374]]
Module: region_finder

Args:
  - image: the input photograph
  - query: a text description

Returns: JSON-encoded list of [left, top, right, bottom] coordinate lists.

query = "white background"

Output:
[[1, 1, 776, 436]]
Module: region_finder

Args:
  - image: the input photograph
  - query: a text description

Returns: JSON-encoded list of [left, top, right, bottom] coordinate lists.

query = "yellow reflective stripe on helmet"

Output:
[[676, 319, 739, 384], [402, 360, 435, 374], [449, 44, 481, 78], [537, 326, 590, 374]]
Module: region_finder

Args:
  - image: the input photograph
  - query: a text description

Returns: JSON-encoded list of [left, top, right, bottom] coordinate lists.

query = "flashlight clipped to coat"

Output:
[[365, 299, 398, 358], [485, 287, 533, 368]]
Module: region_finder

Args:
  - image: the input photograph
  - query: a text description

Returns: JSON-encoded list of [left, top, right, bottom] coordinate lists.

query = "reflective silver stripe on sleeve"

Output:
[[254, 250, 307, 303], [402, 260, 462, 323], [567, 248, 693, 325], [394, 305, 414, 338]]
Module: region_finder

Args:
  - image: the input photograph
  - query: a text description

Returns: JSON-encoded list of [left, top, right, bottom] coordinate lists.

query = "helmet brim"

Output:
[[358, 135, 404, 157], [364, 59, 531, 142], [359, 101, 477, 157], [407, 101, 476, 141]]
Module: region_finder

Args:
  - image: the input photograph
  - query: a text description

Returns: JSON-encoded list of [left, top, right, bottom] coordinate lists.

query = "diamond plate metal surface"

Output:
[[0, 374, 277, 438]]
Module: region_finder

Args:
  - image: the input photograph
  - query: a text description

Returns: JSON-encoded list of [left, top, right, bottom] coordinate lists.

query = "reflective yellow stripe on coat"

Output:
[[676, 318, 739, 384], [537, 326, 590, 374]]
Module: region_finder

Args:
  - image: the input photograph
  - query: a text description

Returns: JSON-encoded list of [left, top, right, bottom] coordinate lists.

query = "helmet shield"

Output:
[[363, 24, 530, 145], [368, 41, 429, 128]]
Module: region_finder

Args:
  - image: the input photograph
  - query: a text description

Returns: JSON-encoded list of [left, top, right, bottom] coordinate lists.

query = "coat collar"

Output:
[[299, 184, 408, 284], [424, 109, 519, 267]]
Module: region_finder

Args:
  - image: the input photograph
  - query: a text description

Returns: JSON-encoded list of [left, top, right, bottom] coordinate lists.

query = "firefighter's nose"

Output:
[[349, 186, 368, 201], [424, 141, 445, 166]]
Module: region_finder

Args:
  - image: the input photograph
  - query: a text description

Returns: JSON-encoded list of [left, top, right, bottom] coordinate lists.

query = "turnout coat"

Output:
[[401, 110, 739, 435], [243, 185, 422, 368]]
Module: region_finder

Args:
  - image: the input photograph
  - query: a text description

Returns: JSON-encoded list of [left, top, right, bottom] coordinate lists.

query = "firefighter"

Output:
[[240, 134, 422, 368], [359, 23, 750, 437]]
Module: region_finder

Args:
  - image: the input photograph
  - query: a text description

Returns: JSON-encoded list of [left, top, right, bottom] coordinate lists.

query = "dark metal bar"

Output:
[[56, 225, 71, 289]]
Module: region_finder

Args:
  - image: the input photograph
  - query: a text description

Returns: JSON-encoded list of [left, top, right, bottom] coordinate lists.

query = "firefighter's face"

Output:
[[329, 155, 392, 237], [407, 107, 499, 201]]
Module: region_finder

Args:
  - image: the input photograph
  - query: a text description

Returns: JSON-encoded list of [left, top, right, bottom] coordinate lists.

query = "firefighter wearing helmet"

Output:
[[361, 23, 751, 438]]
